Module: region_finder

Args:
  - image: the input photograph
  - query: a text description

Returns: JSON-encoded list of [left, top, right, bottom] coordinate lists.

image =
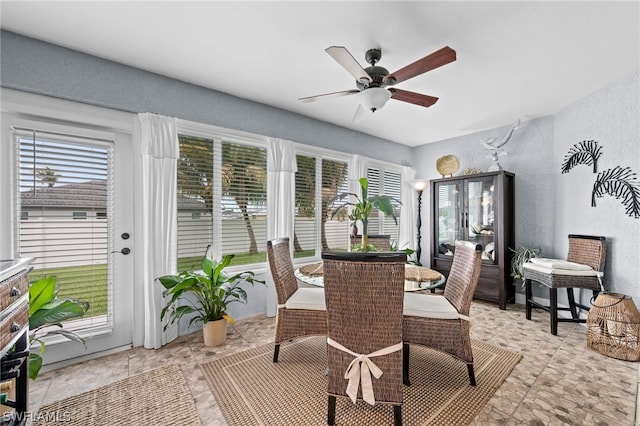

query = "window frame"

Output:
[[365, 160, 404, 245], [292, 144, 352, 265], [291, 145, 405, 264], [175, 120, 407, 271], [176, 119, 270, 273]]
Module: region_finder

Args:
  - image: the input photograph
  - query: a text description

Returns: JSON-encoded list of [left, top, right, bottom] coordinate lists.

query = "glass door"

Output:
[[13, 123, 134, 363], [434, 180, 462, 258], [465, 176, 497, 262]]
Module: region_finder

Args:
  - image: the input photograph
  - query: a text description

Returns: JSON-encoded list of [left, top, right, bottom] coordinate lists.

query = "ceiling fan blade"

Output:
[[384, 46, 456, 85], [351, 104, 370, 122], [389, 88, 439, 108], [299, 89, 360, 103], [325, 46, 372, 84]]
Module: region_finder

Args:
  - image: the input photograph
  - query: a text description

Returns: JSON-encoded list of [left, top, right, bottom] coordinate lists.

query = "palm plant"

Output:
[[329, 177, 401, 250]]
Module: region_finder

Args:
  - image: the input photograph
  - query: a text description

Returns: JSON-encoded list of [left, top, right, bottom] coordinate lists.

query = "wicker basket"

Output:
[[586, 292, 640, 361]]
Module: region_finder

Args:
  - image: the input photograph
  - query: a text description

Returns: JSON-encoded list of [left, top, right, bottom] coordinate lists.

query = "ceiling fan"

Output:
[[299, 45, 456, 116]]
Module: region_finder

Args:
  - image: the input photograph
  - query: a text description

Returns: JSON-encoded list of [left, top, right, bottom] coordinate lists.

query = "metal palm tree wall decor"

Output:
[[592, 166, 640, 218], [562, 140, 640, 218], [561, 140, 603, 173]]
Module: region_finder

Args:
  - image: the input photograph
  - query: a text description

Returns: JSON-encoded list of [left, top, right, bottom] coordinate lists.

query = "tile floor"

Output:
[[29, 300, 639, 426]]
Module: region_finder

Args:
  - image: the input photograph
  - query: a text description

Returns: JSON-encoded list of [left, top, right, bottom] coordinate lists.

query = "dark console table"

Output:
[[1, 259, 32, 426]]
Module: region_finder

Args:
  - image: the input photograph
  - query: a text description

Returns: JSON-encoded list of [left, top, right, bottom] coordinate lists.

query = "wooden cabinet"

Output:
[[430, 171, 515, 309], [1, 259, 32, 426]]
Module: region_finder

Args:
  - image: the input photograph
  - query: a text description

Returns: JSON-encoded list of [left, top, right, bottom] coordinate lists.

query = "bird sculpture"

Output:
[[481, 119, 521, 171]]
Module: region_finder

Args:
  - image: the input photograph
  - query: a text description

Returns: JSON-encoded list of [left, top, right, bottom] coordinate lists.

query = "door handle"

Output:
[[111, 248, 131, 255]]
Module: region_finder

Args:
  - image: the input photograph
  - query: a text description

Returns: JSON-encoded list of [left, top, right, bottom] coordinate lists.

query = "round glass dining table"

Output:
[[294, 261, 445, 292]]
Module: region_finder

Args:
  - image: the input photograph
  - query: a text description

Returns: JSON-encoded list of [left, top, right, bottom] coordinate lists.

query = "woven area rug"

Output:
[[202, 337, 521, 426], [34, 364, 201, 426]]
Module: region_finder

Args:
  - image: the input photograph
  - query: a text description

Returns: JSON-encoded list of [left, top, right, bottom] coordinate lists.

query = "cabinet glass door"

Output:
[[466, 176, 496, 263], [434, 181, 461, 258]]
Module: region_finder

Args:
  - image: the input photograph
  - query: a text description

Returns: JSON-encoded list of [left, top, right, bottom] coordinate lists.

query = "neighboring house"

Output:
[[19, 180, 344, 264], [19, 180, 108, 269]]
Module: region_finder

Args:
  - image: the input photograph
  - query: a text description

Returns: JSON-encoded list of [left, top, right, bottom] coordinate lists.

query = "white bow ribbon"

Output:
[[327, 338, 403, 405]]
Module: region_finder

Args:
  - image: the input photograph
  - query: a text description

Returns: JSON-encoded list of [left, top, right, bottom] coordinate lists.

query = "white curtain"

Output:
[[399, 166, 417, 260], [348, 154, 369, 241], [349, 154, 369, 194], [135, 113, 179, 349], [266, 138, 297, 316]]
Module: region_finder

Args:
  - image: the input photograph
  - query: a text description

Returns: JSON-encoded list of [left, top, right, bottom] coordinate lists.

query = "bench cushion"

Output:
[[284, 287, 326, 311], [403, 293, 459, 320]]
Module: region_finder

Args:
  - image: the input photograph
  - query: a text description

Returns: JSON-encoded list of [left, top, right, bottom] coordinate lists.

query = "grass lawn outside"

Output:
[[29, 249, 320, 321]]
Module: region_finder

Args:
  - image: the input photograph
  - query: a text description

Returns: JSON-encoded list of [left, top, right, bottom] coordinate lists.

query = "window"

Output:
[[96, 212, 107, 220], [366, 166, 402, 246], [16, 128, 111, 330], [176, 133, 267, 268], [294, 154, 349, 259]]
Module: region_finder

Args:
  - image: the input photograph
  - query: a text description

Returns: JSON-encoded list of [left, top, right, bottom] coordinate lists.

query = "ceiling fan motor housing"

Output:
[[356, 49, 396, 89]]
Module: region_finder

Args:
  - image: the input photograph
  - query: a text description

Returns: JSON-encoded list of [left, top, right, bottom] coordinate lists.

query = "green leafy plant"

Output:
[[158, 248, 265, 330], [510, 245, 543, 285], [389, 242, 420, 265], [329, 177, 401, 251], [29, 276, 89, 380]]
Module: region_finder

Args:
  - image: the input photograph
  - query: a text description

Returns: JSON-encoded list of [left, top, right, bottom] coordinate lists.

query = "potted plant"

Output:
[[28, 276, 90, 380], [157, 248, 265, 346], [510, 245, 543, 287], [329, 177, 401, 251]]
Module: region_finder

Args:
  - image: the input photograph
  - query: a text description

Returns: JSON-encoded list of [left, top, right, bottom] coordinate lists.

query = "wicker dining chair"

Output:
[[267, 238, 326, 362], [523, 234, 606, 335], [402, 240, 483, 386], [322, 251, 406, 426]]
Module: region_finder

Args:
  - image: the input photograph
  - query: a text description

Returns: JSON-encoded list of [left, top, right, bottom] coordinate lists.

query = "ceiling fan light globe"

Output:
[[359, 87, 391, 113]]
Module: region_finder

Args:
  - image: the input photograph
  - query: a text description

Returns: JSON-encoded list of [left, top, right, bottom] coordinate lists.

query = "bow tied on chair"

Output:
[[327, 338, 403, 405]]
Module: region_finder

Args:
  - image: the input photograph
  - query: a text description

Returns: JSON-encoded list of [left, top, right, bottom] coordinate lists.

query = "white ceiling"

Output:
[[1, 1, 638, 147]]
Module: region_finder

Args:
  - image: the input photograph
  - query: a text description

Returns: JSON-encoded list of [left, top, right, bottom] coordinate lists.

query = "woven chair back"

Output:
[[322, 251, 406, 405], [443, 241, 483, 315], [267, 238, 298, 304], [567, 234, 606, 272]]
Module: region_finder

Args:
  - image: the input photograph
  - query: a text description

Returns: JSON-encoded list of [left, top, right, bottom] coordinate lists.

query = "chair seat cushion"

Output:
[[523, 262, 602, 277], [529, 258, 594, 271], [284, 287, 326, 311], [403, 293, 459, 319]]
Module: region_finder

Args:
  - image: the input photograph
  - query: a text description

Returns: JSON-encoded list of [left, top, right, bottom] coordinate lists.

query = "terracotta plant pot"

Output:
[[203, 319, 228, 346]]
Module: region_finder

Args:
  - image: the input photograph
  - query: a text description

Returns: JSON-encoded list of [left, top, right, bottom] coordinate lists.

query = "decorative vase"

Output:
[[203, 318, 228, 346]]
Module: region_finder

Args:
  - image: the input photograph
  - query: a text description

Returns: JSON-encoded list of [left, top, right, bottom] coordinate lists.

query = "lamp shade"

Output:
[[359, 87, 392, 112], [410, 179, 429, 192]]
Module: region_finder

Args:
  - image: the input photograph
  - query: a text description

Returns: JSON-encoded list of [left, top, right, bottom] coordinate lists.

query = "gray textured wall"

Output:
[[552, 71, 640, 303], [0, 30, 413, 164], [415, 71, 640, 306]]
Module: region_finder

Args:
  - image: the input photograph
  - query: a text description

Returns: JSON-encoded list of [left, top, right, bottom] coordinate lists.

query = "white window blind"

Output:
[[367, 167, 402, 246], [177, 134, 267, 267], [176, 134, 213, 270], [294, 155, 349, 258], [322, 159, 350, 251], [16, 129, 112, 331], [221, 141, 267, 263], [294, 155, 317, 258]]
